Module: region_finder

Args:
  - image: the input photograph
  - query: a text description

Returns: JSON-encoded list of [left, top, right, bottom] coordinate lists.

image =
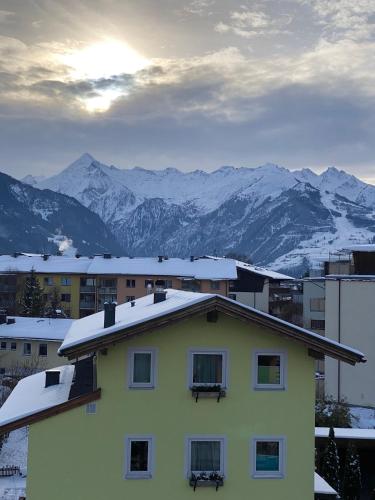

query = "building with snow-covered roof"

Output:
[[0, 289, 364, 500], [0, 254, 237, 319], [0, 314, 72, 376]]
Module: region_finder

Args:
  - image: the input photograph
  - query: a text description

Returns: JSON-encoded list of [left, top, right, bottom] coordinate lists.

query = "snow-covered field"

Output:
[[0, 428, 27, 500]]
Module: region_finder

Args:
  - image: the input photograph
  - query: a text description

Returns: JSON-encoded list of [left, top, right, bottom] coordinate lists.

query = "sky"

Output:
[[1, 0, 375, 183]]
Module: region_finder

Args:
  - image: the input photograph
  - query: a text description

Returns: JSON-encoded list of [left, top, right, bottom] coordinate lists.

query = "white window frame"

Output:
[[23, 343, 31, 356], [188, 349, 228, 389], [127, 348, 157, 389], [124, 435, 154, 479], [185, 435, 226, 478], [253, 350, 286, 391], [251, 436, 286, 479]]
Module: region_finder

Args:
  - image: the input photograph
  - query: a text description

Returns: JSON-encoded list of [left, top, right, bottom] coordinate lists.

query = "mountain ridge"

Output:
[[24, 154, 375, 272]]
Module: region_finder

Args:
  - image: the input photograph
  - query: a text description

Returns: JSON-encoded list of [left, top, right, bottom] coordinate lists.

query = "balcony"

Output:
[[80, 286, 96, 293], [80, 301, 95, 309], [98, 287, 117, 295]]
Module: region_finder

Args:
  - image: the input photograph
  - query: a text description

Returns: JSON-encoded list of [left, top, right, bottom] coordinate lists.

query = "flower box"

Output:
[[189, 473, 224, 491], [191, 385, 226, 402]]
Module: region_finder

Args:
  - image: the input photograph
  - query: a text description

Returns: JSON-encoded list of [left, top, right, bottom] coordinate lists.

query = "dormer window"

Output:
[[189, 350, 227, 388]]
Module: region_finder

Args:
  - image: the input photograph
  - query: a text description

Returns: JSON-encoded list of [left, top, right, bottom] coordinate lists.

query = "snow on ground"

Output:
[[351, 406, 375, 429], [0, 428, 28, 500]]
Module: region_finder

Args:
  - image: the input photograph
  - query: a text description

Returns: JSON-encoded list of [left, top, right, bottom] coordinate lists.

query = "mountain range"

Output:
[[20, 153, 375, 273], [0, 170, 122, 256]]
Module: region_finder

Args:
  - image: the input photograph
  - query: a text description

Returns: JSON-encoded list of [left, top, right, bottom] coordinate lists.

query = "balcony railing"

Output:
[[80, 301, 95, 309]]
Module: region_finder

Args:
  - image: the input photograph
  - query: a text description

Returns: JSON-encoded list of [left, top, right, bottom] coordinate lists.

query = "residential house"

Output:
[[0, 313, 72, 376], [0, 289, 364, 500]]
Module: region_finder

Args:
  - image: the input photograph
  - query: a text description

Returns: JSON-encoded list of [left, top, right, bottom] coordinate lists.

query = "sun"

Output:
[[60, 39, 150, 112]]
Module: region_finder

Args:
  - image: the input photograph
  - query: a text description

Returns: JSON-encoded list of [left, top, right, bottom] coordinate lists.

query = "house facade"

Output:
[[0, 315, 72, 376], [0, 290, 364, 500]]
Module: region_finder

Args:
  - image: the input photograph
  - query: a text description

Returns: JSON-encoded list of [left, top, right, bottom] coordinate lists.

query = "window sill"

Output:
[[125, 473, 152, 480], [128, 385, 155, 390], [254, 385, 285, 391], [252, 472, 284, 479]]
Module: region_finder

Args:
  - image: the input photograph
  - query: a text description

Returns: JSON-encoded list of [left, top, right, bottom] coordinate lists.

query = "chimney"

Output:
[[42, 254, 50, 261], [45, 370, 60, 387], [158, 255, 163, 263], [103, 253, 112, 259], [154, 287, 167, 304], [104, 302, 116, 328], [0, 310, 6, 325], [6, 318, 15, 325], [190, 255, 194, 262]]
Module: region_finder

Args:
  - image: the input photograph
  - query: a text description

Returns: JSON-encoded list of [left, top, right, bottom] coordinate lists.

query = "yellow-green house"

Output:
[[0, 289, 365, 500]]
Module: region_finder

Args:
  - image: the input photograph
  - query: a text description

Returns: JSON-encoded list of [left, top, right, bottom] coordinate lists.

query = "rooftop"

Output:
[[59, 289, 365, 365], [315, 427, 375, 440], [205, 256, 294, 280], [314, 472, 338, 495], [0, 317, 73, 341], [0, 255, 237, 280]]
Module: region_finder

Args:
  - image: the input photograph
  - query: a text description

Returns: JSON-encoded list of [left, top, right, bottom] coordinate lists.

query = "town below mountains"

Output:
[[3, 153, 375, 275]]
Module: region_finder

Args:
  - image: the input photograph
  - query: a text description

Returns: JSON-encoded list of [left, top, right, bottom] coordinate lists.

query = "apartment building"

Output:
[[0, 254, 237, 319], [0, 289, 364, 499]]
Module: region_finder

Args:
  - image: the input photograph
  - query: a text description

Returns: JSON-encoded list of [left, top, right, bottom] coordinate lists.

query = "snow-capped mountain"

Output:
[[27, 154, 375, 272], [0, 170, 122, 255]]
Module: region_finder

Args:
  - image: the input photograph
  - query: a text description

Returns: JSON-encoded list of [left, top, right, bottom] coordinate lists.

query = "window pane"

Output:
[[130, 441, 148, 471], [39, 344, 48, 356], [191, 441, 220, 472], [257, 355, 280, 384], [193, 354, 222, 384], [133, 353, 151, 384], [256, 441, 280, 471]]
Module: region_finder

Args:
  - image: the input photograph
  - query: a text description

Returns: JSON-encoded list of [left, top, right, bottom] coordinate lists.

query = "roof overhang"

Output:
[[59, 296, 365, 365]]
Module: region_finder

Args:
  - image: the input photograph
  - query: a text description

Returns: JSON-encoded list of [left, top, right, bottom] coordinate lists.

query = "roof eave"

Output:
[[59, 296, 364, 365]]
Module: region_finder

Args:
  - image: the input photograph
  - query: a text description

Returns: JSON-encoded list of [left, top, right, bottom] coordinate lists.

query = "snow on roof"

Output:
[[59, 289, 365, 363], [60, 289, 213, 353], [315, 427, 375, 440], [346, 244, 375, 252], [314, 473, 338, 495], [0, 317, 73, 341], [0, 365, 74, 427], [205, 256, 293, 280], [87, 256, 237, 279], [0, 255, 237, 279]]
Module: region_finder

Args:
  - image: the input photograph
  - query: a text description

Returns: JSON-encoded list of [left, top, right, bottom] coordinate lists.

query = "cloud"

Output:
[[297, 0, 375, 41], [215, 7, 292, 38], [184, 0, 216, 16]]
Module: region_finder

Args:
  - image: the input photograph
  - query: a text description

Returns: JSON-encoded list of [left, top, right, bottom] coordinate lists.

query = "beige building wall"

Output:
[[0, 339, 66, 375], [325, 279, 374, 407], [302, 280, 325, 332], [234, 281, 270, 313]]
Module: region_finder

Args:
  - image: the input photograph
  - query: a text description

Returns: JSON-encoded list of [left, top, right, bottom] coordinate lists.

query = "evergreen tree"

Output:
[[342, 441, 361, 500], [45, 286, 61, 318], [320, 427, 340, 493], [20, 269, 46, 317]]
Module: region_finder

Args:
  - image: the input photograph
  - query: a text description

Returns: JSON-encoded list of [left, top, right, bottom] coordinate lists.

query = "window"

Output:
[[252, 437, 285, 478], [254, 352, 286, 390], [60, 277, 71, 286], [189, 350, 227, 388], [23, 343, 31, 356], [39, 343, 48, 357], [155, 279, 173, 288], [0, 341, 6, 350], [310, 298, 325, 312], [311, 319, 325, 330], [145, 279, 154, 288], [44, 277, 54, 286], [210, 281, 220, 290], [186, 436, 226, 477], [128, 349, 157, 389], [126, 279, 136, 288], [61, 294, 71, 302], [10, 342, 16, 351], [86, 402, 97, 414], [125, 436, 154, 479], [126, 296, 135, 302], [100, 279, 116, 288]]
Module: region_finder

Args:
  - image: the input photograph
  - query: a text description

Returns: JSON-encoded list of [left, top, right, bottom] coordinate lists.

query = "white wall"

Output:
[[234, 281, 269, 313], [325, 280, 375, 407], [302, 280, 326, 332]]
